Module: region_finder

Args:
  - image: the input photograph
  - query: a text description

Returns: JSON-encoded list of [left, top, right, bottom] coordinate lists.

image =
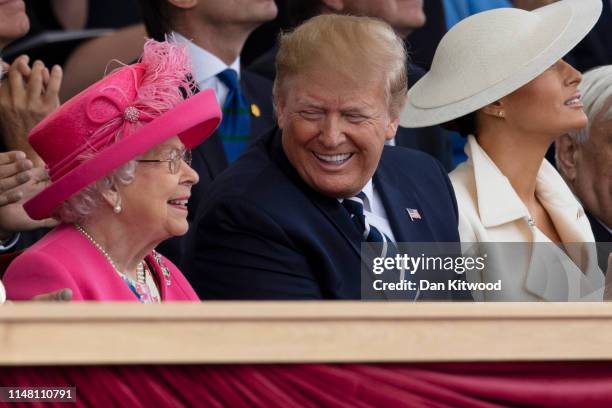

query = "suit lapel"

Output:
[[267, 129, 362, 257], [374, 151, 435, 243]]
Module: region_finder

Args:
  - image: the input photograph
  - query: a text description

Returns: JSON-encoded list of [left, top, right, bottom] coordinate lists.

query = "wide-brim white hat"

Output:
[[400, 0, 602, 128]]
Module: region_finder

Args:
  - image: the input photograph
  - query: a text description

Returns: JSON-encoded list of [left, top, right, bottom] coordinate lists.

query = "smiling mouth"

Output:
[[167, 198, 189, 210], [564, 95, 582, 106], [313, 152, 354, 165]]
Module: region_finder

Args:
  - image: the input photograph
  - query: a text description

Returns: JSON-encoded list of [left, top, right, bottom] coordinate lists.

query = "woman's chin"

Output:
[[551, 117, 588, 136], [173, 222, 190, 237], [567, 112, 589, 131], [159, 221, 190, 239]]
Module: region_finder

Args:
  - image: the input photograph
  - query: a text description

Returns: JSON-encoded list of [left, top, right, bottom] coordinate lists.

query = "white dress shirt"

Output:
[[171, 32, 241, 107], [340, 179, 396, 242]]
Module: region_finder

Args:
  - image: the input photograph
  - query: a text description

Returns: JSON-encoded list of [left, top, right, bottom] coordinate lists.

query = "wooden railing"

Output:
[[1, 302, 611, 365]]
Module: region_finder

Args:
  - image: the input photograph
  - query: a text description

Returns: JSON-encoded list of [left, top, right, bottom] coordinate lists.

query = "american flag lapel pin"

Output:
[[406, 208, 422, 221]]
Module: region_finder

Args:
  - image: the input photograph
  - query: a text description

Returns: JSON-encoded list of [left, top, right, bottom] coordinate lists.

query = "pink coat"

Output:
[[3, 224, 199, 301]]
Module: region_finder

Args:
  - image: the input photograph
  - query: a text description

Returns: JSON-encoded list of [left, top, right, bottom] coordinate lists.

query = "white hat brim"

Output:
[[400, 0, 603, 128]]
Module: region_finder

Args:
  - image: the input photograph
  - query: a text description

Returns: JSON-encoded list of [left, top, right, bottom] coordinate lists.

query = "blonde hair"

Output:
[[273, 14, 408, 118]]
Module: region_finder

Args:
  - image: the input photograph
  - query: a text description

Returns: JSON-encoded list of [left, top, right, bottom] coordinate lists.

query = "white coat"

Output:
[[450, 135, 604, 301]]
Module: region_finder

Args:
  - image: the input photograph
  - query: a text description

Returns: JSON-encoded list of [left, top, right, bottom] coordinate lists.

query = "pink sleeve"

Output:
[[3, 251, 84, 300]]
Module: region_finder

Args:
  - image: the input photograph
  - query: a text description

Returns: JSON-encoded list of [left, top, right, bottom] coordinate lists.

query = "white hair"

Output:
[[52, 161, 138, 224], [556, 65, 612, 170], [568, 65, 612, 144]]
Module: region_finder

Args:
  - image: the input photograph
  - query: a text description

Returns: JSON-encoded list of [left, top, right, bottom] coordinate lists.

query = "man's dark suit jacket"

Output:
[[248, 47, 454, 171], [156, 69, 276, 265], [586, 211, 611, 273], [183, 128, 470, 300]]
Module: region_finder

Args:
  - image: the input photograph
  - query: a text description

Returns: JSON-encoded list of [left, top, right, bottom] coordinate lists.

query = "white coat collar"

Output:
[[465, 135, 586, 241]]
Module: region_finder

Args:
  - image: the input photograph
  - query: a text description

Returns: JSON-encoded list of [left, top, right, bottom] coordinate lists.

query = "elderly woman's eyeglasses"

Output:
[[136, 148, 192, 174]]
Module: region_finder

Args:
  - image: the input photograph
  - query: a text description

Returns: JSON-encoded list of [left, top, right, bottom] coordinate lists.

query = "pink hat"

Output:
[[24, 39, 221, 220]]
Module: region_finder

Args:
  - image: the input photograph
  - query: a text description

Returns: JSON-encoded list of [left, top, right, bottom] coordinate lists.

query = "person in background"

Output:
[[513, 0, 557, 10], [0, 151, 55, 252], [443, 0, 512, 29], [0, 0, 71, 302], [184, 15, 469, 300], [401, 0, 606, 300], [3, 40, 221, 301], [136, 0, 278, 266], [0, 0, 62, 251], [441, 0, 513, 166], [248, 0, 455, 171], [0, 0, 62, 165], [33, 0, 149, 101], [0, 150, 68, 303], [556, 65, 612, 272]]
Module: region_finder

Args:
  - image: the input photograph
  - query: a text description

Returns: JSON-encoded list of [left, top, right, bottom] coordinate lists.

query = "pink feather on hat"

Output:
[[24, 39, 222, 220]]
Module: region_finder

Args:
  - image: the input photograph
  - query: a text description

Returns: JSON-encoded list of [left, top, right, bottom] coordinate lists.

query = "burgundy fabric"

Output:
[[2, 362, 612, 407]]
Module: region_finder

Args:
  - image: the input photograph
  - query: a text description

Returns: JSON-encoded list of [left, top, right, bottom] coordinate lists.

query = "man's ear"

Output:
[[481, 100, 505, 119], [320, 0, 345, 12], [275, 99, 286, 130], [167, 0, 197, 10], [385, 116, 400, 141], [555, 133, 579, 182]]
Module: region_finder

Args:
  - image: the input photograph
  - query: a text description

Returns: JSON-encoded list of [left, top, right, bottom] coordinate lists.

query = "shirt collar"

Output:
[[337, 179, 374, 211], [465, 135, 582, 228], [360, 179, 374, 212], [171, 32, 241, 86]]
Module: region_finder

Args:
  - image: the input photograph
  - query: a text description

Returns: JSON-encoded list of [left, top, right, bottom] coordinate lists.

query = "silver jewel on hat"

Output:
[[123, 106, 140, 123]]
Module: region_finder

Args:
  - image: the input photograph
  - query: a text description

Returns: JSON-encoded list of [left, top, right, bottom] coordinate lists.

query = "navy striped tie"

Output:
[[343, 192, 415, 300], [216, 68, 251, 163], [342, 192, 398, 259]]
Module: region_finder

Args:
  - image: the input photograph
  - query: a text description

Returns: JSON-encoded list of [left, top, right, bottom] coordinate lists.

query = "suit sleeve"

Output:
[[185, 197, 324, 300], [3, 251, 83, 300]]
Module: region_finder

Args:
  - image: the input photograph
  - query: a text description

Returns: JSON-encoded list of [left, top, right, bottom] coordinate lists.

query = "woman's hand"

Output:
[[0, 286, 73, 303], [31, 288, 72, 301]]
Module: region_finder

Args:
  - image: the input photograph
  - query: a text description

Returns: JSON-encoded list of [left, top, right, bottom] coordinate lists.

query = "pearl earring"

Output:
[[113, 196, 122, 214]]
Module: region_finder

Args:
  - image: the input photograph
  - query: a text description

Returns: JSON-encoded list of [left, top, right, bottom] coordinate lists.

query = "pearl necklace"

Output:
[[74, 224, 146, 284]]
